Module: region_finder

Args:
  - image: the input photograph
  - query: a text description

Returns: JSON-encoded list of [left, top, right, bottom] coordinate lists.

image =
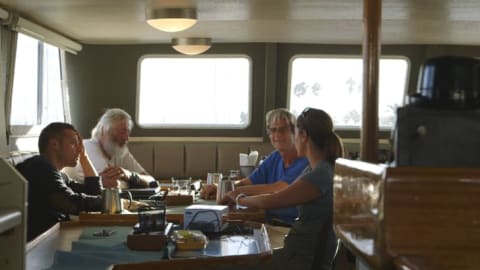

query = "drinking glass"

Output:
[[216, 179, 235, 204], [228, 169, 240, 180], [171, 177, 191, 195], [207, 173, 223, 186]]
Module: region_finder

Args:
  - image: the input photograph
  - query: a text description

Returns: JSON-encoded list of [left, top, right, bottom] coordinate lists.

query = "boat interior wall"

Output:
[[64, 43, 480, 142], [64, 43, 268, 139]]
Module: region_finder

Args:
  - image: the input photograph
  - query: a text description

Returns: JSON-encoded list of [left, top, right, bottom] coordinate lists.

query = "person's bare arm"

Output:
[[235, 180, 288, 195], [135, 172, 156, 187], [234, 177, 252, 186], [100, 166, 122, 188], [237, 178, 321, 209], [201, 177, 253, 200], [104, 166, 155, 188], [219, 180, 289, 205]]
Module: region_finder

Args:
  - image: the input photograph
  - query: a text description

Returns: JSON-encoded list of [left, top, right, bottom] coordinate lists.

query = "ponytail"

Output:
[[325, 132, 344, 165]]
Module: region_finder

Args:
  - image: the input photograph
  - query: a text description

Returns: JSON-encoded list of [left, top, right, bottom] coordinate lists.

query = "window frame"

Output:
[[287, 54, 410, 131], [9, 34, 70, 137], [135, 54, 253, 129]]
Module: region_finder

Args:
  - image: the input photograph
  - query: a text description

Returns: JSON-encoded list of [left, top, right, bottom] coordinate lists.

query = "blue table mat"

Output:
[[45, 226, 164, 270], [44, 222, 261, 269]]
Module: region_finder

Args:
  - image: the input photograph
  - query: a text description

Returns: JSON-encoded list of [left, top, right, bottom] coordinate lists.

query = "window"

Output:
[[10, 33, 67, 128], [288, 56, 409, 130], [137, 56, 251, 128]]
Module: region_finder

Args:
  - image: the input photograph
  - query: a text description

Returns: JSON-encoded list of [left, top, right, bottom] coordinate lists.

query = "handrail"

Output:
[[0, 209, 22, 234]]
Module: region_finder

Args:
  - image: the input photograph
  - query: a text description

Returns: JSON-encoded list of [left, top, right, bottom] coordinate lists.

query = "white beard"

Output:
[[103, 138, 128, 159]]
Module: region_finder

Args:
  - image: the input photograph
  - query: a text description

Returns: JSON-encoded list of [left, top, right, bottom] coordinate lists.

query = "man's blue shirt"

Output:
[[249, 150, 309, 224]]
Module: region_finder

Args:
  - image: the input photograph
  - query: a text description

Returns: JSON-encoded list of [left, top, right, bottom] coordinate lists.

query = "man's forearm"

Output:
[[78, 154, 97, 177], [234, 178, 252, 187], [139, 173, 157, 187]]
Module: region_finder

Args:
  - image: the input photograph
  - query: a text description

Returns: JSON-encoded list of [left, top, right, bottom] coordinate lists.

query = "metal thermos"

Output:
[[102, 188, 132, 214]]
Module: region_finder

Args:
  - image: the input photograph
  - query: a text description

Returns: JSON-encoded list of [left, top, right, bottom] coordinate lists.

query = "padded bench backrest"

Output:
[[4, 151, 38, 167], [185, 143, 216, 179], [127, 142, 154, 176], [217, 143, 250, 175], [154, 142, 185, 179], [128, 141, 274, 180]]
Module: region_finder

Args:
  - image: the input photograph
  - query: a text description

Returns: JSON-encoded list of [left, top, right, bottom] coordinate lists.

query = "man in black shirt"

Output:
[[16, 122, 118, 241]]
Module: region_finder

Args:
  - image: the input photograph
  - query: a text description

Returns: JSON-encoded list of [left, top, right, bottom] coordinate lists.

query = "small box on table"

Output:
[[184, 204, 229, 232]]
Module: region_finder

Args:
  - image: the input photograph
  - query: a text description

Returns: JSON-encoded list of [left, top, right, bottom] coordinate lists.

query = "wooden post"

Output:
[[361, 0, 382, 163]]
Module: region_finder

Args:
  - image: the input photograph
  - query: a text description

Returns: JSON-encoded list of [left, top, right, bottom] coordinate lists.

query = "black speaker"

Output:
[[394, 106, 480, 167]]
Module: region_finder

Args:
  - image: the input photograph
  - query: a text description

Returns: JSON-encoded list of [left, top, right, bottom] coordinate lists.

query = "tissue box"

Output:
[[184, 204, 229, 232]]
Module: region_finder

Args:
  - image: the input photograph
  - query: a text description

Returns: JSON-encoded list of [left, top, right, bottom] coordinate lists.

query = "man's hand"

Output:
[[74, 131, 103, 179], [101, 166, 129, 180], [100, 166, 125, 188], [102, 166, 132, 182], [200, 184, 217, 200], [218, 190, 238, 206], [75, 131, 86, 156]]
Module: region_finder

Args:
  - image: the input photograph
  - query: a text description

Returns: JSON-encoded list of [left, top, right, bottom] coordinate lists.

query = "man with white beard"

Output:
[[63, 108, 157, 188]]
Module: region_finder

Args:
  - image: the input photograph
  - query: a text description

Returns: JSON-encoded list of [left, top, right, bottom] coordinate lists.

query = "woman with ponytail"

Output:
[[232, 107, 344, 270]]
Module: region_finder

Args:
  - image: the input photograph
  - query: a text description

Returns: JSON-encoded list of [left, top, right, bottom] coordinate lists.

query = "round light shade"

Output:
[[172, 37, 212, 55], [146, 8, 197, 32]]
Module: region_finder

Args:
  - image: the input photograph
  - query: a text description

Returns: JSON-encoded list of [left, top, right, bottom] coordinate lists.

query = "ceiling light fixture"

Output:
[[172, 37, 212, 55], [146, 8, 197, 33]]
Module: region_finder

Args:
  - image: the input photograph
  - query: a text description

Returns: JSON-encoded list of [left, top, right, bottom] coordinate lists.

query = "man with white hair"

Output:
[[63, 108, 157, 188]]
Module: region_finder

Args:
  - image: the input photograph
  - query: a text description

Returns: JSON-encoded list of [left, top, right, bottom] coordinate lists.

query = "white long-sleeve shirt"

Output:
[[63, 139, 147, 188]]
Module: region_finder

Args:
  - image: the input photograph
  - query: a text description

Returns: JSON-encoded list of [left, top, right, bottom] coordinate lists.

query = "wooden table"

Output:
[[26, 197, 279, 269], [78, 197, 265, 225]]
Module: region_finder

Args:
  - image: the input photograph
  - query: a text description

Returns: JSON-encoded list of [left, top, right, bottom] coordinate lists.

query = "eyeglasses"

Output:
[[267, 126, 290, 135]]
